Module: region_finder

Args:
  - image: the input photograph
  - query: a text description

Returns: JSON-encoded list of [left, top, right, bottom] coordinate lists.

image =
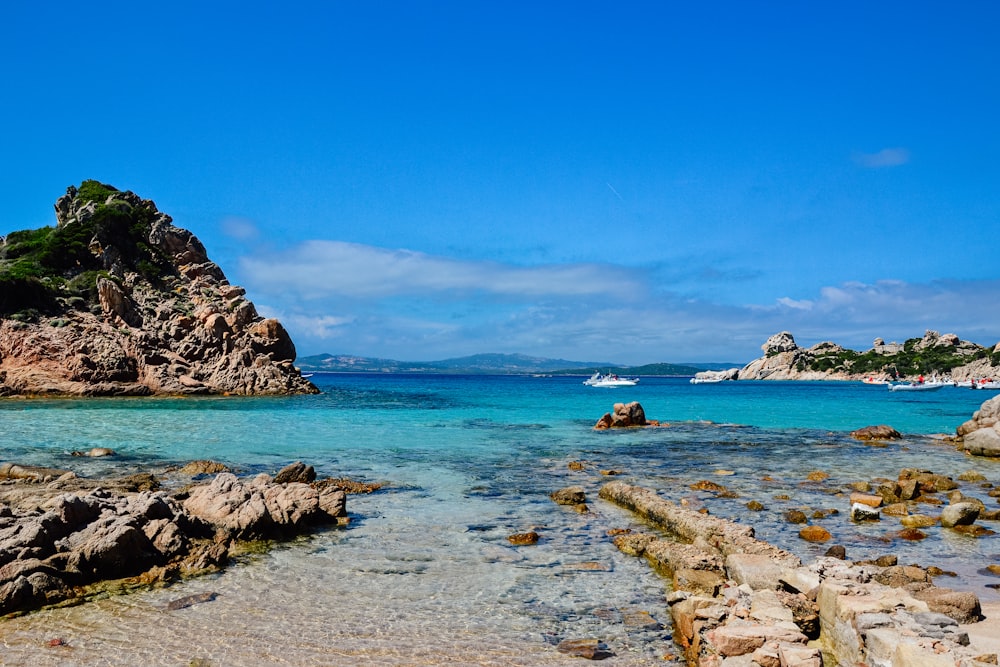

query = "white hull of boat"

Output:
[[591, 379, 639, 387], [584, 372, 639, 387], [887, 382, 944, 392]]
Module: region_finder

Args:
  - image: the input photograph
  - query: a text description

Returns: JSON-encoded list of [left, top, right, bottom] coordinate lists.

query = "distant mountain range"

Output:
[[296, 353, 741, 376]]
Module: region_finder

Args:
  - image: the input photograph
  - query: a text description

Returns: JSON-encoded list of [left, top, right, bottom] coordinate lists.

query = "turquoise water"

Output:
[[1, 375, 999, 665]]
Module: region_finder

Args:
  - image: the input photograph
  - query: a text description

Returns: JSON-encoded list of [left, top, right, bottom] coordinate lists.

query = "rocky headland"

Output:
[[693, 330, 1000, 384], [0, 181, 316, 396]]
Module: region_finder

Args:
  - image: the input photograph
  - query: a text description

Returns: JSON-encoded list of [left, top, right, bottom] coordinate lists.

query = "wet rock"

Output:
[[849, 492, 883, 508], [550, 486, 586, 506], [691, 480, 729, 494], [166, 591, 219, 610], [178, 460, 229, 476], [555, 638, 613, 660], [850, 425, 902, 441], [70, 448, 116, 458], [940, 502, 981, 528], [746, 500, 765, 511], [898, 528, 927, 540], [824, 545, 847, 559], [799, 526, 831, 542], [900, 514, 938, 528], [850, 503, 880, 522], [783, 510, 808, 524], [507, 531, 539, 546], [273, 461, 316, 484]]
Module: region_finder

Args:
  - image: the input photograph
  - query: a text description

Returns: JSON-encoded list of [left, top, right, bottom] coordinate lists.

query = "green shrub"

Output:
[[76, 179, 118, 204]]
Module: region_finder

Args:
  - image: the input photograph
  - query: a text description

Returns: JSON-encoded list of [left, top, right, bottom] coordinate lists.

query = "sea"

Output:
[[1, 374, 999, 666]]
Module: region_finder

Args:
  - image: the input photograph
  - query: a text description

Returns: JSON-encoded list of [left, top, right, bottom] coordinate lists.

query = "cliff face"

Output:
[[0, 182, 317, 396], [738, 330, 999, 382]]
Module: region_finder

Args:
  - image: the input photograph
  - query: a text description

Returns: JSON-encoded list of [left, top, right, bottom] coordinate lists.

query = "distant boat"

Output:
[[887, 382, 943, 392], [689, 376, 724, 384], [584, 372, 639, 387]]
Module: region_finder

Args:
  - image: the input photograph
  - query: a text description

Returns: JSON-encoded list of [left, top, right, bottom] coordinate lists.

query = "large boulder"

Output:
[[594, 401, 648, 429]]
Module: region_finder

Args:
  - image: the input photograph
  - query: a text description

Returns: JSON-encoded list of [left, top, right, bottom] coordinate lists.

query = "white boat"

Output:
[[689, 376, 724, 384], [584, 372, 639, 387], [970, 380, 1000, 390], [887, 382, 943, 392]]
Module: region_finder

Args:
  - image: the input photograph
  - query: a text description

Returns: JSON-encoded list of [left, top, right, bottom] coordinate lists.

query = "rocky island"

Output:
[[0, 181, 316, 396], [694, 330, 1000, 384]]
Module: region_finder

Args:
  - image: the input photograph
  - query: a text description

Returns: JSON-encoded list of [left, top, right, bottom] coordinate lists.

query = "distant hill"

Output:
[[297, 353, 715, 376]]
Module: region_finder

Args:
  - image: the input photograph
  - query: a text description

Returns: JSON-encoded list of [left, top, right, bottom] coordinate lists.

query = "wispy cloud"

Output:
[[853, 147, 911, 168], [240, 241, 645, 300], [237, 241, 1000, 363], [219, 216, 261, 241]]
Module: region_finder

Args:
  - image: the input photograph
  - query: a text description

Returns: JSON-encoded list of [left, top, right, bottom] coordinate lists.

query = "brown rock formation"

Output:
[[0, 182, 316, 396], [0, 462, 349, 616], [593, 401, 648, 429]]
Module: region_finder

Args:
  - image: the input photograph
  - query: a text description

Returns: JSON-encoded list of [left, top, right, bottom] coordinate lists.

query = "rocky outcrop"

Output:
[[957, 394, 1000, 457], [601, 481, 994, 666], [739, 332, 854, 381], [0, 461, 348, 615], [0, 182, 316, 396], [737, 330, 1000, 382], [593, 401, 650, 429]]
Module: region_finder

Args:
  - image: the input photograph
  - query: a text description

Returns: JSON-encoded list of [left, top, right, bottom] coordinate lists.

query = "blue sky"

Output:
[[2, 2, 998, 364]]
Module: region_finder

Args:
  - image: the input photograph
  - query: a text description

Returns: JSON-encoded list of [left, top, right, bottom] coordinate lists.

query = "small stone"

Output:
[[556, 638, 613, 660], [746, 500, 765, 511], [508, 531, 540, 546], [901, 514, 938, 528], [898, 528, 927, 540], [550, 486, 586, 506], [851, 503, 880, 522], [806, 471, 829, 481], [784, 510, 809, 524], [799, 526, 832, 542], [825, 545, 847, 559], [714, 469, 736, 476], [850, 492, 883, 508], [568, 461, 586, 471], [691, 480, 729, 493], [958, 470, 987, 482], [850, 425, 902, 440]]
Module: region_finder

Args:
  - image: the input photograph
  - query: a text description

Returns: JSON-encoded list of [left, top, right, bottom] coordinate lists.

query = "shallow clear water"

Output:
[[1, 375, 999, 665]]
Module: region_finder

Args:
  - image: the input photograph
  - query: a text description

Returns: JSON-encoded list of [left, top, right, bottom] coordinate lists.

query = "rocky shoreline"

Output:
[[599, 480, 993, 666], [0, 460, 372, 617], [583, 398, 1000, 664]]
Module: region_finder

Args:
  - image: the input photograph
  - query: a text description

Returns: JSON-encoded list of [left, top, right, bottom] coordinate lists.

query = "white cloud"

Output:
[[219, 216, 261, 241], [853, 148, 911, 168], [240, 240, 645, 300], [776, 297, 813, 310]]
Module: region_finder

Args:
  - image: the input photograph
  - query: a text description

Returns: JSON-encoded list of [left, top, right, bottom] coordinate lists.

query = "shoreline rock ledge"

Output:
[[0, 181, 316, 396], [0, 461, 349, 616]]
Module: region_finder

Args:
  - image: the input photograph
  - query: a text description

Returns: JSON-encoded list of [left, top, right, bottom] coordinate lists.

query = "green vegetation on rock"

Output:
[[800, 337, 997, 377], [0, 180, 172, 316]]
